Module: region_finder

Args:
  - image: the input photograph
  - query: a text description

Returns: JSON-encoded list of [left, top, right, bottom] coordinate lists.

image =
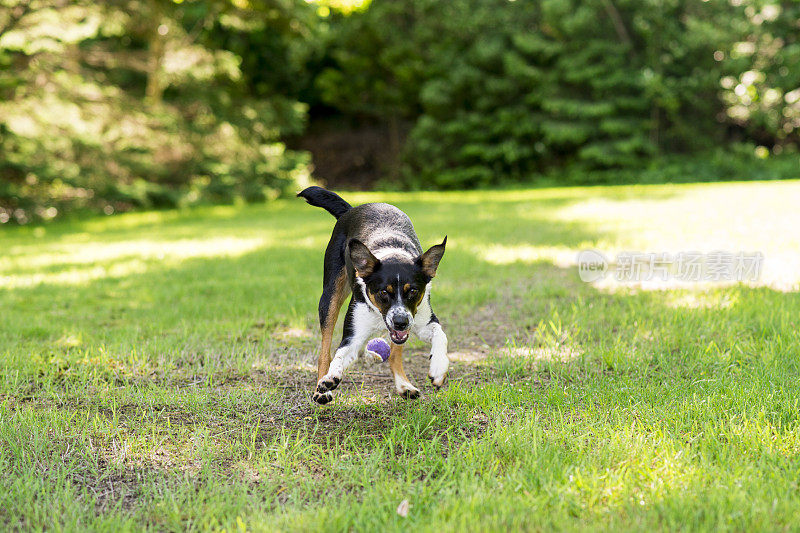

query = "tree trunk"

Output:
[[387, 114, 401, 181], [145, 1, 165, 105]]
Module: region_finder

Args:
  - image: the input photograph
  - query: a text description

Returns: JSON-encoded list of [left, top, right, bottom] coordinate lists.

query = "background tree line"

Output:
[[1, 0, 798, 223]]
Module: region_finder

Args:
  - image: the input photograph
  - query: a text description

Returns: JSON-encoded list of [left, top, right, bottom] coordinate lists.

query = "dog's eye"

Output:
[[377, 289, 389, 300], [407, 288, 418, 298]]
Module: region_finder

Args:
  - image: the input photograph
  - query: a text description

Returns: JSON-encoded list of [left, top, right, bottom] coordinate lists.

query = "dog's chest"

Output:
[[351, 302, 386, 335]]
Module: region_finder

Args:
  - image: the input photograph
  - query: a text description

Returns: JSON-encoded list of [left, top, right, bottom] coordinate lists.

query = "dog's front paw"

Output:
[[428, 353, 449, 390], [395, 382, 420, 400], [312, 390, 334, 405], [316, 374, 341, 394], [401, 388, 420, 400], [428, 373, 447, 390], [312, 374, 341, 405]]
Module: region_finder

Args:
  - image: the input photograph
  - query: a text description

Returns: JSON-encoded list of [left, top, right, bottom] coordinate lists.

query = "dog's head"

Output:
[[349, 237, 446, 344]]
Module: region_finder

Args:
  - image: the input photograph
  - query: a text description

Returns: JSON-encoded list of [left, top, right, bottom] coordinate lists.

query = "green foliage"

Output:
[[318, 0, 799, 189], [407, 0, 738, 188], [2, 0, 800, 211], [315, 0, 429, 121], [720, 0, 800, 146], [544, 143, 800, 186], [0, 0, 312, 223]]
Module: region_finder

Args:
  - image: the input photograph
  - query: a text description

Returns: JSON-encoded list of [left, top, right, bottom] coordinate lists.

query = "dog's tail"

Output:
[[297, 186, 352, 219]]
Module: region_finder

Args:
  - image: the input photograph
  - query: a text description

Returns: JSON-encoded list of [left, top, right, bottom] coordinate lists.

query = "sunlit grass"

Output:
[[0, 237, 279, 288], [1, 181, 800, 531]]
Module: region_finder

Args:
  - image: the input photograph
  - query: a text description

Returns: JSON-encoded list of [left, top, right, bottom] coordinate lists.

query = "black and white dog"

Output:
[[298, 186, 449, 405]]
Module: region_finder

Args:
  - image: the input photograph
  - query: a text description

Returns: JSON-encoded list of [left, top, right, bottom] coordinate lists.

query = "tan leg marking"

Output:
[[389, 343, 420, 399], [317, 270, 348, 381]]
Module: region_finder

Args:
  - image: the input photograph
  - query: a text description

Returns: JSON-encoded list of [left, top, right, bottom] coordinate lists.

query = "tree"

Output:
[[317, 0, 758, 188], [0, 0, 312, 223]]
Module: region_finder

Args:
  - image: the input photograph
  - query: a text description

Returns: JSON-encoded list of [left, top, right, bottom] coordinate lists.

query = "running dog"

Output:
[[298, 186, 449, 405]]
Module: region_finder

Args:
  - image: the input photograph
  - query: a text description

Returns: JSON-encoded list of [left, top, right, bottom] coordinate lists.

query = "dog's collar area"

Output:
[[355, 276, 382, 315]]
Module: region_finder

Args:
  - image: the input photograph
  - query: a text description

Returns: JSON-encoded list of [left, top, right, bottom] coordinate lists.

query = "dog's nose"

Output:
[[392, 315, 409, 330]]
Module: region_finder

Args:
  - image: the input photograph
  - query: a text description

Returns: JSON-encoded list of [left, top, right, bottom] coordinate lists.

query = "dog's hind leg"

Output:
[[314, 299, 382, 404], [389, 342, 420, 399], [313, 269, 348, 405]]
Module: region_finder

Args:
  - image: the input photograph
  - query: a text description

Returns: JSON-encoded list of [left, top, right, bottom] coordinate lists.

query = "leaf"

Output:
[[396, 499, 410, 518]]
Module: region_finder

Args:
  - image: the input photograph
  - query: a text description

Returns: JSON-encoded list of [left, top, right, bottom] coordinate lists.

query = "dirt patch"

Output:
[[8, 349, 490, 441], [4, 347, 519, 516], [71, 460, 147, 513]]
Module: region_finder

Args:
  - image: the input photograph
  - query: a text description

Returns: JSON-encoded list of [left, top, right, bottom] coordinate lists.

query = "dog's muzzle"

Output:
[[387, 306, 412, 344]]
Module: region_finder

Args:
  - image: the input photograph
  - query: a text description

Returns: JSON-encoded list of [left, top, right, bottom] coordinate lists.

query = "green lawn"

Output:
[[2, 181, 800, 531]]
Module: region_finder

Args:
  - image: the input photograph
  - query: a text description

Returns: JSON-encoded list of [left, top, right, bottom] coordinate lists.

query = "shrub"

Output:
[[318, 0, 800, 189], [0, 0, 312, 224]]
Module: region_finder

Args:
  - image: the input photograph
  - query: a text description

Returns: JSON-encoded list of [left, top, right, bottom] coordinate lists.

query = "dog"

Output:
[[298, 186, 449, 405]]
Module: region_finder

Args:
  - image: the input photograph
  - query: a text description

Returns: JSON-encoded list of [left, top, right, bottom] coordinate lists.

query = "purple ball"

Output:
[[366, 338, 391, 363]]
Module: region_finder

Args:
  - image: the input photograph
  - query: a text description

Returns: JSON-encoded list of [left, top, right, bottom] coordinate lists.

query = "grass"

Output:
[[2, 180, 800, 531]]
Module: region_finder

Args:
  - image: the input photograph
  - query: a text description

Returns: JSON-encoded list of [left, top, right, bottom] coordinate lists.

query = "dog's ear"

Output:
[[349, 239, 380, 277], [417, 236, 447, 278]]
